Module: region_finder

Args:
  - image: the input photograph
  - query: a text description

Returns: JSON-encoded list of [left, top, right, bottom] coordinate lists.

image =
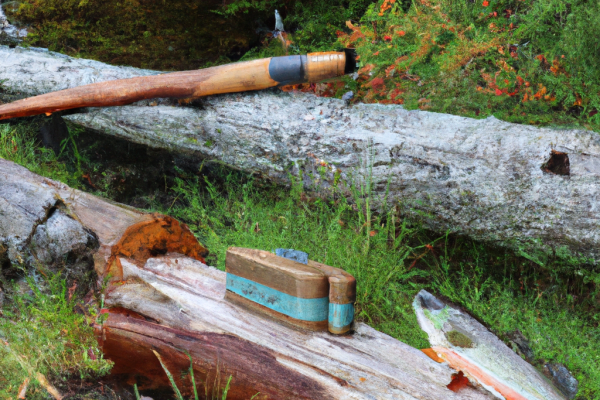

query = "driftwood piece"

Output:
[[413, 290, 565, 400], [99, 254, 497, 399], [0, 158, 206, 279], [2, 46, 600, 262]]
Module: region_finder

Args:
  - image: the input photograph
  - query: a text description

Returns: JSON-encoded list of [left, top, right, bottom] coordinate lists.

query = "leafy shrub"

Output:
[[336, 0, 600, 129]]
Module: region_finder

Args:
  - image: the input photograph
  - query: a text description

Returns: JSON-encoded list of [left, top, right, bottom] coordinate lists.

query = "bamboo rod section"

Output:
[[0, 51, 353, 120]]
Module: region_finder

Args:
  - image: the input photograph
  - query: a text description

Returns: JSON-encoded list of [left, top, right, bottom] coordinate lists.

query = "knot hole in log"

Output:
[[542, 150, 570, 176]]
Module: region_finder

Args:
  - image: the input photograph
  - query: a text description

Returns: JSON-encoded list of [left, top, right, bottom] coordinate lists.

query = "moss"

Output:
[[446, 330, 474, 348], [8, 0, 264, 71]]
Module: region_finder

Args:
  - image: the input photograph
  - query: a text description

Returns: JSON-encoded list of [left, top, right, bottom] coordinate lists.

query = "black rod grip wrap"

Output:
[[268, 55, 308, 86]]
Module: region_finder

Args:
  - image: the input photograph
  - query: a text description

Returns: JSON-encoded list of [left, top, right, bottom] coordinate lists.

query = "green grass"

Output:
[[0, 122, 81, 187], [163, 168, 600, 398], [0, 271, 112, 399]]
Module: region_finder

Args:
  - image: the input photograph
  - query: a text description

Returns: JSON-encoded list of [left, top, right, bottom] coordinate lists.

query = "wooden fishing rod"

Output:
[[0, 50, 357, 120]]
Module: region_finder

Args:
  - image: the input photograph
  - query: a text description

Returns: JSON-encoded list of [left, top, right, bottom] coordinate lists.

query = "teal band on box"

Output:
[[329, 303, 354, 328], [226, 274, 329, 322]]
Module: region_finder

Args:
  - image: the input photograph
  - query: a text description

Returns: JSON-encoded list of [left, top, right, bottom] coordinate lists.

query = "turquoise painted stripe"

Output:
[[329, 303, 354, 328], [226, 274, 329, 322]]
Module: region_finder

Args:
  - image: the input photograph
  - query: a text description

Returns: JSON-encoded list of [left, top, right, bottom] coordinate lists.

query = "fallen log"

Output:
[[99, 254, 498, 399], [2, 46, 600, 262], [0, 157, 207, 282], [0, 159, 499, 399], [413, 290, 566, 400]]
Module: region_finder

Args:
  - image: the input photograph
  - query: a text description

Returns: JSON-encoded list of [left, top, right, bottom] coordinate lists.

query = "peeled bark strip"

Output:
[[99, 254, 497, 399], [2, 46, 600, 261], [0, 158, 206, 279]]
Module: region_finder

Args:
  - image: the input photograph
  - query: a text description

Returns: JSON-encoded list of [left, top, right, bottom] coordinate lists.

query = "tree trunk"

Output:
[[2, 46, 600, 262], [0, 158, 207, 282]]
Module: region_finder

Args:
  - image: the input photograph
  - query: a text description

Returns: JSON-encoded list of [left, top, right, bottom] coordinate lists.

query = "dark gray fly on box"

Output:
[[225, 247, 356, 334]]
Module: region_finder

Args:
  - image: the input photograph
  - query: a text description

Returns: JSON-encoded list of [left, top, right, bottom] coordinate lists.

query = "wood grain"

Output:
[[100, 254, 498, 400]]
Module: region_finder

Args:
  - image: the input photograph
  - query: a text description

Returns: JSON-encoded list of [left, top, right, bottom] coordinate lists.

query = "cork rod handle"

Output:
[[0, 51, 353, 120]]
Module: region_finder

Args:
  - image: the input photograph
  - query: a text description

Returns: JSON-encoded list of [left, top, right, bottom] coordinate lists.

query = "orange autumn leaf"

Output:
[[358, 63, 375, 74], [385, 64, 396, 77], [516, 76, 524, 86], [533, 84, 547, 100], [367, 77, 386, 90], [369, 230, 377, 236]]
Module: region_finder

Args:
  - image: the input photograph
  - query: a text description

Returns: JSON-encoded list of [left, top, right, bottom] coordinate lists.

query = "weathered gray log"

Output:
[[2, 45, 600, 262]]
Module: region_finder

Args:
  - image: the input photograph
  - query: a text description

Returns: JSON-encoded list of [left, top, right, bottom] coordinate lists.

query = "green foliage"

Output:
[[161, 166, 600, 398], [338, 0, 600, 130], [0, 272, 112, 399], [0, 123, 81, 187], [8, 0, 261, 70]]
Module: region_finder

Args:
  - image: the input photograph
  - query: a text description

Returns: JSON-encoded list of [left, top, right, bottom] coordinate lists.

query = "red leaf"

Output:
[[367, 77, 386, 90], [482, 0, 489, 6], [383, 35, 392, 41], [494, 88, 503, 96], [447, 371, 470, 392]]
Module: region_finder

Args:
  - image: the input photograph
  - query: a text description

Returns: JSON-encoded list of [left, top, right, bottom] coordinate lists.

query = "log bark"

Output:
[[2, 45, 600, 262], [0, 158, 207, 281]]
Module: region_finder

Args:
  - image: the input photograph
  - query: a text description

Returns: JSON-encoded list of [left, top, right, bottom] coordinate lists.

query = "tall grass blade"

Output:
[[152, 350, 184, 400]]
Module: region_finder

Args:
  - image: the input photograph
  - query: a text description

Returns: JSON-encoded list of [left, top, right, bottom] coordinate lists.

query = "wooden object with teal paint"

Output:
[[225, 247, 356, 334]]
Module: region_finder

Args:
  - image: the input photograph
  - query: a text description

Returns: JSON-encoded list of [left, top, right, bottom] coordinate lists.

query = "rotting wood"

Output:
[[1, 45, 600, 261], [0, 158, 206, 281]]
